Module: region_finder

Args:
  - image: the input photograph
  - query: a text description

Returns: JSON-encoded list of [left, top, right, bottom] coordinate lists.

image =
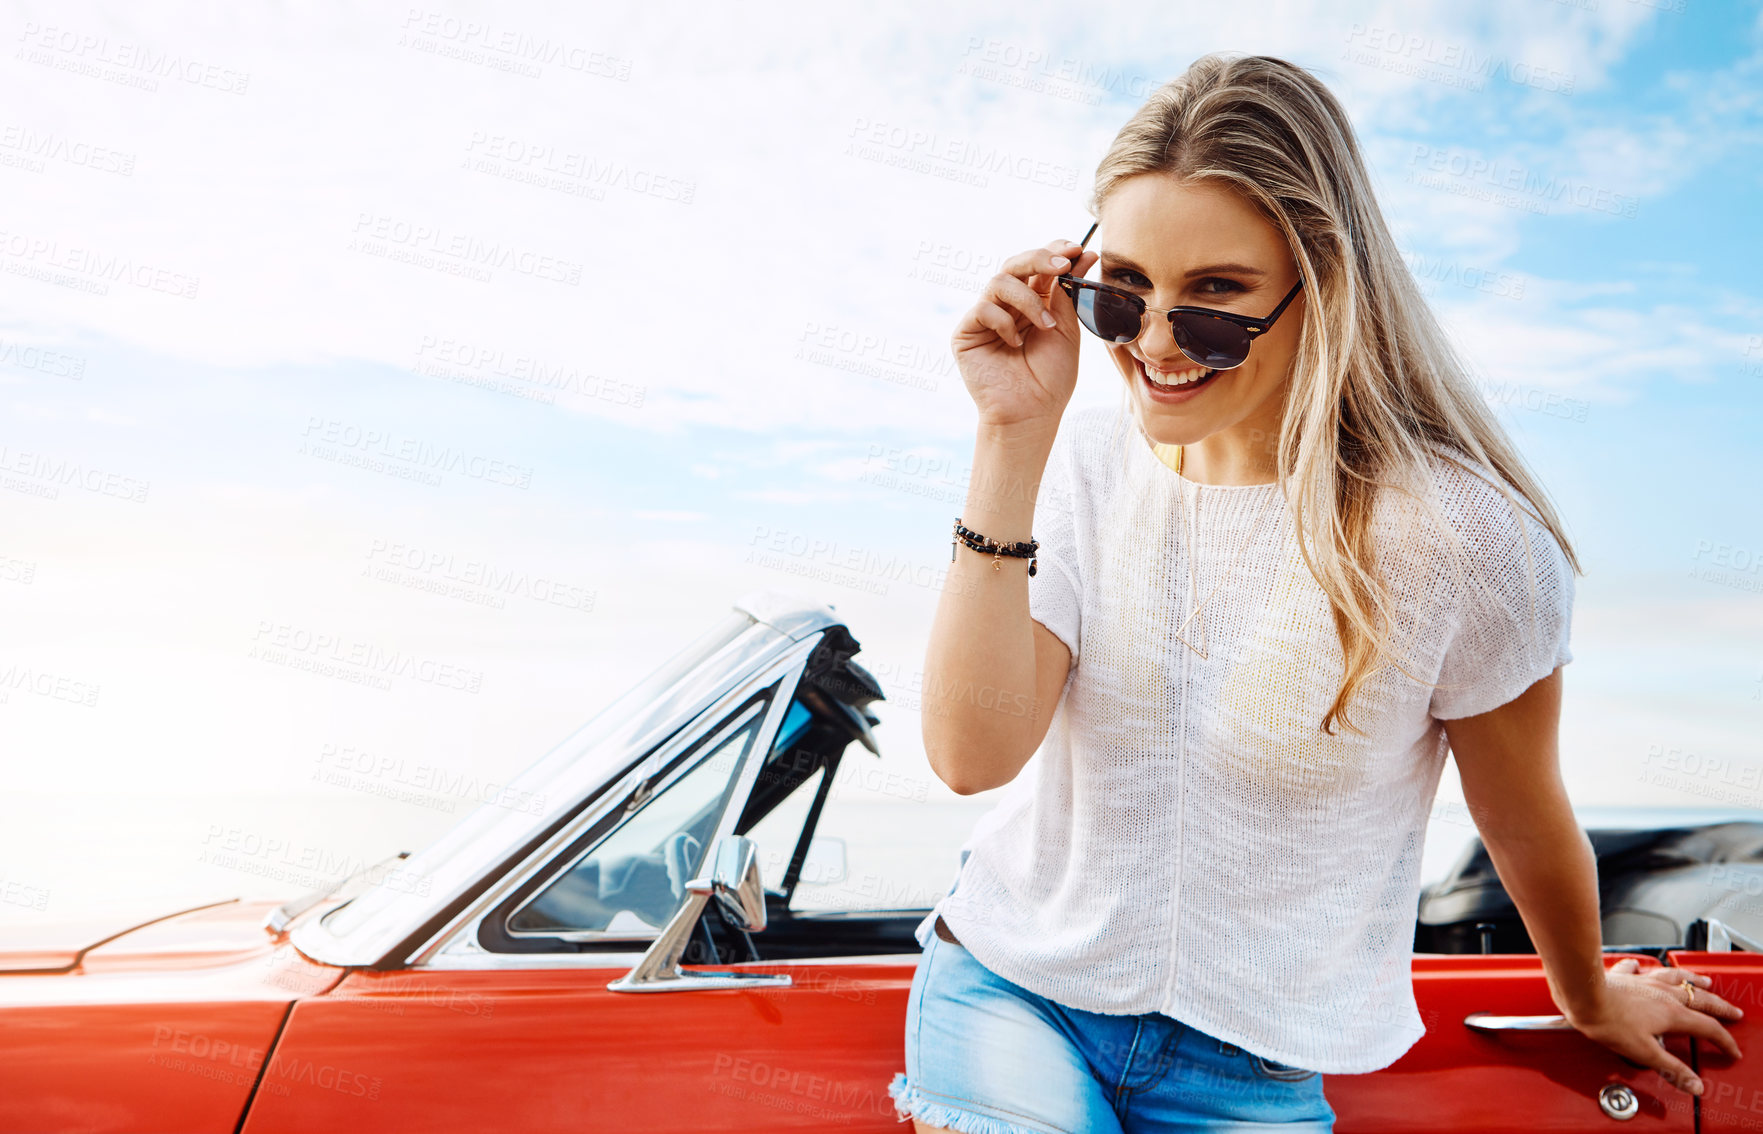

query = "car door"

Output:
[[240, 653, 921, 1132], [1661, 933, 1763, 1134], [1320, 950, 1697, 1132], [238, 950, 914, 1132]]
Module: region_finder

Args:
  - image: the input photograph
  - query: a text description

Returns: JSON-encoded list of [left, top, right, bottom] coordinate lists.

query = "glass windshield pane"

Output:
[[508, 698, 767, 935], [321, 608, 757, 940]]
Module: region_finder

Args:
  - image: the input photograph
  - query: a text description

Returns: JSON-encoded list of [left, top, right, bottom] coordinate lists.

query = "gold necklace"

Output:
[[1166, 444, 1282, 660]]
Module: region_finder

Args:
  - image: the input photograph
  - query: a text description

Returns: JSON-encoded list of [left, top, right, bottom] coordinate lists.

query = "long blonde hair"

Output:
[[1087, 53, 1582, 736]]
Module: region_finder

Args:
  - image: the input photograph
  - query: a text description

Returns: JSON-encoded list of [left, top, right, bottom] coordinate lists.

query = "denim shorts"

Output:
[[888, 929, 1336, 1133]]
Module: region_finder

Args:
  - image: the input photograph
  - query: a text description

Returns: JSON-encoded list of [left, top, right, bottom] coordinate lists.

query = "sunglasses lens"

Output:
[[1071, 287, 1143, 343], [1171, 313, 1252, 369]]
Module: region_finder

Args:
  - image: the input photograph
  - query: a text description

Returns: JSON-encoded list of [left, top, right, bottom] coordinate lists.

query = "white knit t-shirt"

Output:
[[918, 402, 1576, 1075]]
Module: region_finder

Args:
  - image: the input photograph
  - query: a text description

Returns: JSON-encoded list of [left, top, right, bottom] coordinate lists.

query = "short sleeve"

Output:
[[1428, 477, 1576, 721], [1026, 416, 1084, 664]]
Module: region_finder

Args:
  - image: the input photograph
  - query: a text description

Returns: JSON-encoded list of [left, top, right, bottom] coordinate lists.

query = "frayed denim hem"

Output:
[[887, 1071, 1054, 1134]]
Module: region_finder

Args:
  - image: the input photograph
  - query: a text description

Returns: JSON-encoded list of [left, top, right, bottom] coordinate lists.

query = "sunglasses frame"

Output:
[[1054, 221, 1305, 370]]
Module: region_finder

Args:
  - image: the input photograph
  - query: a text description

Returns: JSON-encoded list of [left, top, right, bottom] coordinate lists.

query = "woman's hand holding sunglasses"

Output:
[[952, 239, 1099, 434]]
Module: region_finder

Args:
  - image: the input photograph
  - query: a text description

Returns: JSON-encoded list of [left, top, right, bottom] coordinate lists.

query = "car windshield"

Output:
[[319, 608, 759, 940], [508, 701, 770, 936], [504, 694, 824, 939]]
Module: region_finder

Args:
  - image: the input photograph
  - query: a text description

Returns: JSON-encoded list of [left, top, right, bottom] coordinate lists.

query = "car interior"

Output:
[[1416, 820, 1763, 957]]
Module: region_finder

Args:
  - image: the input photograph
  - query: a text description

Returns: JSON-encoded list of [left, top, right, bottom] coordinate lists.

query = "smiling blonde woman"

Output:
[[886, 52, 1742, 1134]]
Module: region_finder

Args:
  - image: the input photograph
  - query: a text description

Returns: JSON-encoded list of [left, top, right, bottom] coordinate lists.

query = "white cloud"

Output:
[[6, 0, 1749, 444]]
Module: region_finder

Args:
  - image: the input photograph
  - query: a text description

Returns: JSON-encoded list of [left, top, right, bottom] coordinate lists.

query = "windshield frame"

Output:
[[289, 593, 844, 969]]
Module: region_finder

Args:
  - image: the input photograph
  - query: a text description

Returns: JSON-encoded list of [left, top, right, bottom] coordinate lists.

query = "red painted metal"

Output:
[[1322, 953, 1697, 1132], [238, 957, 916, 1133], [0, 900, 347, 1134], [0, 899, 246, 973], [6, 901, 1758, 1132], [1663, 949, 1761, 1133]]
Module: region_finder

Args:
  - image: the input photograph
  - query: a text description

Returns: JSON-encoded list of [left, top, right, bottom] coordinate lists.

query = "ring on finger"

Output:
[[1680, 980, 1696, 1008]]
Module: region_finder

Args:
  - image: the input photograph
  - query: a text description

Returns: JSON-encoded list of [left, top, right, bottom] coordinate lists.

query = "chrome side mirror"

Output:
[[705, 834, 768, 932], [607, 834, 791, 993]]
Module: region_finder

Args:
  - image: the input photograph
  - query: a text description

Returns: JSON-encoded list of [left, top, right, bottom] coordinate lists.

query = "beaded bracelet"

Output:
[[951, 517, 1040, 576]]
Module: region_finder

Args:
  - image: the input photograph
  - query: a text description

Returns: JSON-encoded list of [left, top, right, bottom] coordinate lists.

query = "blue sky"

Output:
[[2, 0, 1762, 915]]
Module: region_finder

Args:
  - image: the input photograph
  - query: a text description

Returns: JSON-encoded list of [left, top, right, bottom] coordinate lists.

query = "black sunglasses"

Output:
[[1055, 221, 1304, 371]]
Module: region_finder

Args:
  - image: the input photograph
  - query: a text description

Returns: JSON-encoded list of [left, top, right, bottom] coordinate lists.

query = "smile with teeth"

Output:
[[1138, 358, 1217, 389]]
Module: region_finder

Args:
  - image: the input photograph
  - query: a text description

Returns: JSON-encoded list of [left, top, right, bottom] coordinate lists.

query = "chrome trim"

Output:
[[1463, 1011, 1574, 1031], [421, 951, 649, 970], [608, 835, 790, 993], [291, 591, 839, 970], [1598, 1083, 1639, 1121], [1704, 916, 1763, 953], [403, 635, 816, 968], [266, 852, 410, 935], [416, 948, 910, 972], [707, 653, 809, 853], [704, 836, 772, 932], [264, 903, 301, 936]]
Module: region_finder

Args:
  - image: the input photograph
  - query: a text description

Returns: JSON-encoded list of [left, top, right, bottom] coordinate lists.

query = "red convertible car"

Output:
[[4, 588, 1763, 1131]]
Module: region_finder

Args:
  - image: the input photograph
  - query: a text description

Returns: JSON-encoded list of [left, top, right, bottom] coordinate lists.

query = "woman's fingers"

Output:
[[965, 299, 1026, 348], [1644, 1042, 1704, 1095], [1652, 966, 1711, 987], [1681, 984, 1745, 1022], [978, 237, 1095, 341], [1649, 966, 1744, 1020], [1006, 242, 1083, 300], [1577, 961, 1747, 1095], [1001, 242, 1079, 282], [1636, 967, 1744, 1060], [985, 271, 1058, 333], [1675, 1004, 1744, 1060], [1046, 247, 1100, 323], [1690, 987, 1745, 1020], [958, 240, 1086, 348]]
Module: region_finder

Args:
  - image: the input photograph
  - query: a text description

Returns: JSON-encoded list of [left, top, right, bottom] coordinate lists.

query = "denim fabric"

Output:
[[888, 931, 1336, 1133]]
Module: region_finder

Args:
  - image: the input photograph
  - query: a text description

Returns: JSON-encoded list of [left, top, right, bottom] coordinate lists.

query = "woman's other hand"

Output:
[[1566, 957, 1743, 1095]]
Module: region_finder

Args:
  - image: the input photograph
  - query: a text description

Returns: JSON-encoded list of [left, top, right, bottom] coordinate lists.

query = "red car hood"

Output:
[[0, 897, 270, 973]]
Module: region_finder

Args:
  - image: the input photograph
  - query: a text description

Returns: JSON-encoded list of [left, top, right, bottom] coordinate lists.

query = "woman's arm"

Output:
[[921, 421, 1071, 795], [921, 237, 1095, 796], [1447, 668, 1603, 1013], [1447, 666, 1743, 1095]]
